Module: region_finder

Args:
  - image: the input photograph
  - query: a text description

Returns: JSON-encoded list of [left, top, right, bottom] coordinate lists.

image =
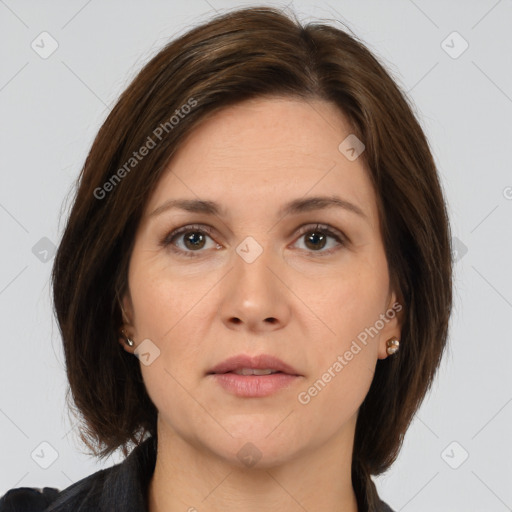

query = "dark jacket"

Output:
[[0, 436, 395, 511]]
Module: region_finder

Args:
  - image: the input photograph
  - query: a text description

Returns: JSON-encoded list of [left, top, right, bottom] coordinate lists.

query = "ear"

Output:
[[377, 289, 404, 360], [118, 291, 136, 353]]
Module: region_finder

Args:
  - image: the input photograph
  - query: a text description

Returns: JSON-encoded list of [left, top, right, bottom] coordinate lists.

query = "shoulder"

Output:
[[0, 487, 59, 511], [0, 436, 157, 512], [0, 467, 109, 512]]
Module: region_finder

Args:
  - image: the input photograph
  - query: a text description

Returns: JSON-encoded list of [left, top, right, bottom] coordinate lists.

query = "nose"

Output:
[[218, 240, 291, 333]]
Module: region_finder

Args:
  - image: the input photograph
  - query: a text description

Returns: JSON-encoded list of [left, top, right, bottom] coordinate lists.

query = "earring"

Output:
[[386, 337, 400, 355], [121, 329, 135, 347]]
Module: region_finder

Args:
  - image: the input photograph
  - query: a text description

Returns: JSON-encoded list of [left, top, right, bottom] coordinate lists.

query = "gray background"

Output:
[[1, 0, 511, 510]]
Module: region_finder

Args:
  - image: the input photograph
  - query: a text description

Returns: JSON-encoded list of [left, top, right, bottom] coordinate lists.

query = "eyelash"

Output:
[[160, 223, 347, 258]]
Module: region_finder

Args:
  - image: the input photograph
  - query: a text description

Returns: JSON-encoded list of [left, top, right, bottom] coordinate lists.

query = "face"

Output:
[[121, 96, 401, 467]]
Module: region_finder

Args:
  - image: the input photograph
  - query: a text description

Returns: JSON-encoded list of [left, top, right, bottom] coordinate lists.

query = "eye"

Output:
[[160, 224, 220, 258], [292, 223, 346, 256]]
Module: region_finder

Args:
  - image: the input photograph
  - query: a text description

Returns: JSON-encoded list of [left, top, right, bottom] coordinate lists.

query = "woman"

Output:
[[0, 6, 452, 512]]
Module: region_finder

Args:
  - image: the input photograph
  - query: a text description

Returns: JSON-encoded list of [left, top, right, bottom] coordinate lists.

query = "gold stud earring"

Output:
[[386, 337, 400, 355]]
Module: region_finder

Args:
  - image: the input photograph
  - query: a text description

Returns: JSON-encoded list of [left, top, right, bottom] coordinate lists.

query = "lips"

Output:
[[207, 354, 301, 376]]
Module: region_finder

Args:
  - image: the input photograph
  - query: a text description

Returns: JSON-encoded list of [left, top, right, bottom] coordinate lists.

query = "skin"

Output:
[[120, 96, 402, 512]]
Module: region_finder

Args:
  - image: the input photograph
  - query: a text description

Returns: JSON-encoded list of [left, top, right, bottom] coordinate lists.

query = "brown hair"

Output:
[[51, 6, 452, 509]]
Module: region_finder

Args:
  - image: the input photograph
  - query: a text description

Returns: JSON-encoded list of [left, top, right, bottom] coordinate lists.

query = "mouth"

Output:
[[207, 354, 302, 398], [223, 368, 283, 376], [207, 353, 301, 377]]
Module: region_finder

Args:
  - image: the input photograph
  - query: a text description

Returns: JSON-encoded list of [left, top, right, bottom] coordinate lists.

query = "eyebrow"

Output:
[[148, 195, 368, 221]]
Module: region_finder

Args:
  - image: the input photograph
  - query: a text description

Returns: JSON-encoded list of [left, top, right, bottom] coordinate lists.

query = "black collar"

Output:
[[100, 435, 157, 511], [47, 435, 157, 512]]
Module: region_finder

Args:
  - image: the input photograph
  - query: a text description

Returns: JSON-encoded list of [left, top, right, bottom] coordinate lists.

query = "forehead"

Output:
[[144, 97, 379, 228]]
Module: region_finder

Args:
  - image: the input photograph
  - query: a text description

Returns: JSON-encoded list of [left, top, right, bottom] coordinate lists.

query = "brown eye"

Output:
[[303, 231, 327, 251], [181, 231, 207, 250], [161, 224, 219, 257], [293, 224, 346, 256]]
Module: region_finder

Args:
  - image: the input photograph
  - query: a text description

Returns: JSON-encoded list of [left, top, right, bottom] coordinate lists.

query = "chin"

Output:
[[201, 415, 307, 469]]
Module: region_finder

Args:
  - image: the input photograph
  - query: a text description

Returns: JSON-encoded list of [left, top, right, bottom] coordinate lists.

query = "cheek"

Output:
[[129, 252, 211, 339], [295, 349, 375, 435], [297, 257, 389, 408], [132, 270, 209, 435], [139, 359, 204, 449], [307, 263, 388, 349], [295, 270, 387, 417], [126, 273, 209, 404]]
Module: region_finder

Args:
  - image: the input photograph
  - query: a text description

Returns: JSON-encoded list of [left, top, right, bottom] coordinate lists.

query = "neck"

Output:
[[148, 418, 359, 512]]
